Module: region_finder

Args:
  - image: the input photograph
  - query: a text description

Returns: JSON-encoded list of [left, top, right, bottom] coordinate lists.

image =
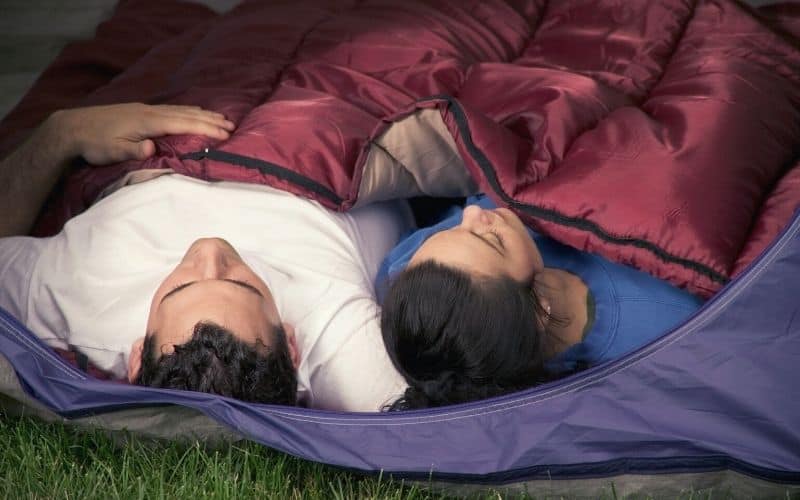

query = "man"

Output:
[[0, 103, 412, 410]]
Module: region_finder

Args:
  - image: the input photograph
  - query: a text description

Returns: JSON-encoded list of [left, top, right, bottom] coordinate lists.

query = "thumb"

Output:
[[134, 139, 156, 160]]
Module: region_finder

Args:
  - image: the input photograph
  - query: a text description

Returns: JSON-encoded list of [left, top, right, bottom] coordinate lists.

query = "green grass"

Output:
[[2, 413, 795, 500], [0, 414, 454, 500]]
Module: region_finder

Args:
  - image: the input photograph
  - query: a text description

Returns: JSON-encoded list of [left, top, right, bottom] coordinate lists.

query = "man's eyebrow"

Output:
[[468, 231, 503, 257], [160, 279, 263, 304], [224, 279, 264, 297], [161, 281, 197, 304]]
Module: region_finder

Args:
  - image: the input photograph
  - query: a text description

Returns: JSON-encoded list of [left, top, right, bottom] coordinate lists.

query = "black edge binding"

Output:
[[181, 149, 343, 205]]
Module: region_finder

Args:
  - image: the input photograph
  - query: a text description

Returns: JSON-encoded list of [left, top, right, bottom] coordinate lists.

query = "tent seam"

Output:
[[510, 0, 550, 64], [638, 0, 699, 102], [252, 1, 365, 112], [0, 313, 83, 380]]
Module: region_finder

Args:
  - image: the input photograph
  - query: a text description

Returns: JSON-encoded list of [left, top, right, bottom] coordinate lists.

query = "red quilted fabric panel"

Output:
[[3, 0, 799, 297]]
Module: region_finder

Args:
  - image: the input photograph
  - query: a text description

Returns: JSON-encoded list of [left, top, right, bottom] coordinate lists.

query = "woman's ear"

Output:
[[127, 337, 145, 383], [282, 323, 300, 369], [532, 273, 553, 331], [537, 294, 552, 330]]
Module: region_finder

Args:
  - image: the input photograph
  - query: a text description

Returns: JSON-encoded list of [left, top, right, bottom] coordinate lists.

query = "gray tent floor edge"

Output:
[[423, 471, 800, 499], [0, 352, 242, 446]]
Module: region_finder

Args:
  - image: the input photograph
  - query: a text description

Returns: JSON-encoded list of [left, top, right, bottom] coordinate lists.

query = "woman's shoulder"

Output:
[[592, 256, 703, 307]]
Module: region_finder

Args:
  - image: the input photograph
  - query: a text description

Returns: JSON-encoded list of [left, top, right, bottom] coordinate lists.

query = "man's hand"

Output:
[[53, 103, 235, 165], [0, 103, 235, 238]]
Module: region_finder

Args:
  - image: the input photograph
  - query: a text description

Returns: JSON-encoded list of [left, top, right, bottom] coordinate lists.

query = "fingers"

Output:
[[154, 116, 233, 140], [164, 105, 233, 125], [145, 105, 235, 140], [156, 105, 235, 131]]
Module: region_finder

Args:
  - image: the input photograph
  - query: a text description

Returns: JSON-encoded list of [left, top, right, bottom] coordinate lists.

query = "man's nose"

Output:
[[192, 238, 231, 279]]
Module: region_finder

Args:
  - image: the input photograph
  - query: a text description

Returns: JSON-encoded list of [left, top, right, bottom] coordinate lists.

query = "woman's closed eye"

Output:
[[479, 229, 505, 254], [487, 230, 505, 250]]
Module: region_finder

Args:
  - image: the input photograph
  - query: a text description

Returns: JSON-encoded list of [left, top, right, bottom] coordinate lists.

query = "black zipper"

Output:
[[181, 149, 344, 206]]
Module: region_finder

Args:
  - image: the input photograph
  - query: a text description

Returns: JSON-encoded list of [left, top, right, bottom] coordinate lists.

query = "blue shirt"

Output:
[[376, 195, 703, 372]]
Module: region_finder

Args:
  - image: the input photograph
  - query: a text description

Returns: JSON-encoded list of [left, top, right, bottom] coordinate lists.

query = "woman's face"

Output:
[[410, 205, 544, 283]]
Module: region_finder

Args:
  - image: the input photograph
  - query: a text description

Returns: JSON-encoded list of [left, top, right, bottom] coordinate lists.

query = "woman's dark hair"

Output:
[[380, 261, 552, 410], [135, 321, 297, 405]]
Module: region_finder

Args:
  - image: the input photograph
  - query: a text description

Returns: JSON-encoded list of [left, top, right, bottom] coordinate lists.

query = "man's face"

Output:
[[128, 237, 296, 381]]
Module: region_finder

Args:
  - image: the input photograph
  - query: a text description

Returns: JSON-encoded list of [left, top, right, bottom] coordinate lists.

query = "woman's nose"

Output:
[[461, 205, 491, 229]]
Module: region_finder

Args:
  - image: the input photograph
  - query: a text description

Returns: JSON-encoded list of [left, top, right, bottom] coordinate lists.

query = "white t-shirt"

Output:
[[0, 174, 414, 411]]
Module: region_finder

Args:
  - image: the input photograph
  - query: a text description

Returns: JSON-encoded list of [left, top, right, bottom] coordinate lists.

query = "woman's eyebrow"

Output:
[[160, 279, 263, 304], [468, 231, 503, 256]]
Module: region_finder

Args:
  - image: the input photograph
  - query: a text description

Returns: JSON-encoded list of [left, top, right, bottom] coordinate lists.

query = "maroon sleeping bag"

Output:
[[3, 0, 799, 298]]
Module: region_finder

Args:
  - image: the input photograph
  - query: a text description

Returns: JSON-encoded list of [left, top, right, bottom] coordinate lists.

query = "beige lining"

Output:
[[356, 109, 477, 207]]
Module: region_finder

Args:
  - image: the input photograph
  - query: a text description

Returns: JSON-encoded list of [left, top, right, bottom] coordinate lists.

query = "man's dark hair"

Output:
[[381, 261, 554, 411], [134, 321, 297, 405]]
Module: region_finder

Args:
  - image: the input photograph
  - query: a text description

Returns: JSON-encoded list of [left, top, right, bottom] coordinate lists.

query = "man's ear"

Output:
[[282, 322, 300, 369], [128, 337, 145, 383]]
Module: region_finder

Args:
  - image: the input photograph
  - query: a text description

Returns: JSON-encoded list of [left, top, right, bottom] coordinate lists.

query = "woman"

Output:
[[377, 195, 703, 410]]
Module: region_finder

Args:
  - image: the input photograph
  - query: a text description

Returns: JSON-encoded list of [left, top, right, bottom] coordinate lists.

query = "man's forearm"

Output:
[[0, 111, 78, 237]]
